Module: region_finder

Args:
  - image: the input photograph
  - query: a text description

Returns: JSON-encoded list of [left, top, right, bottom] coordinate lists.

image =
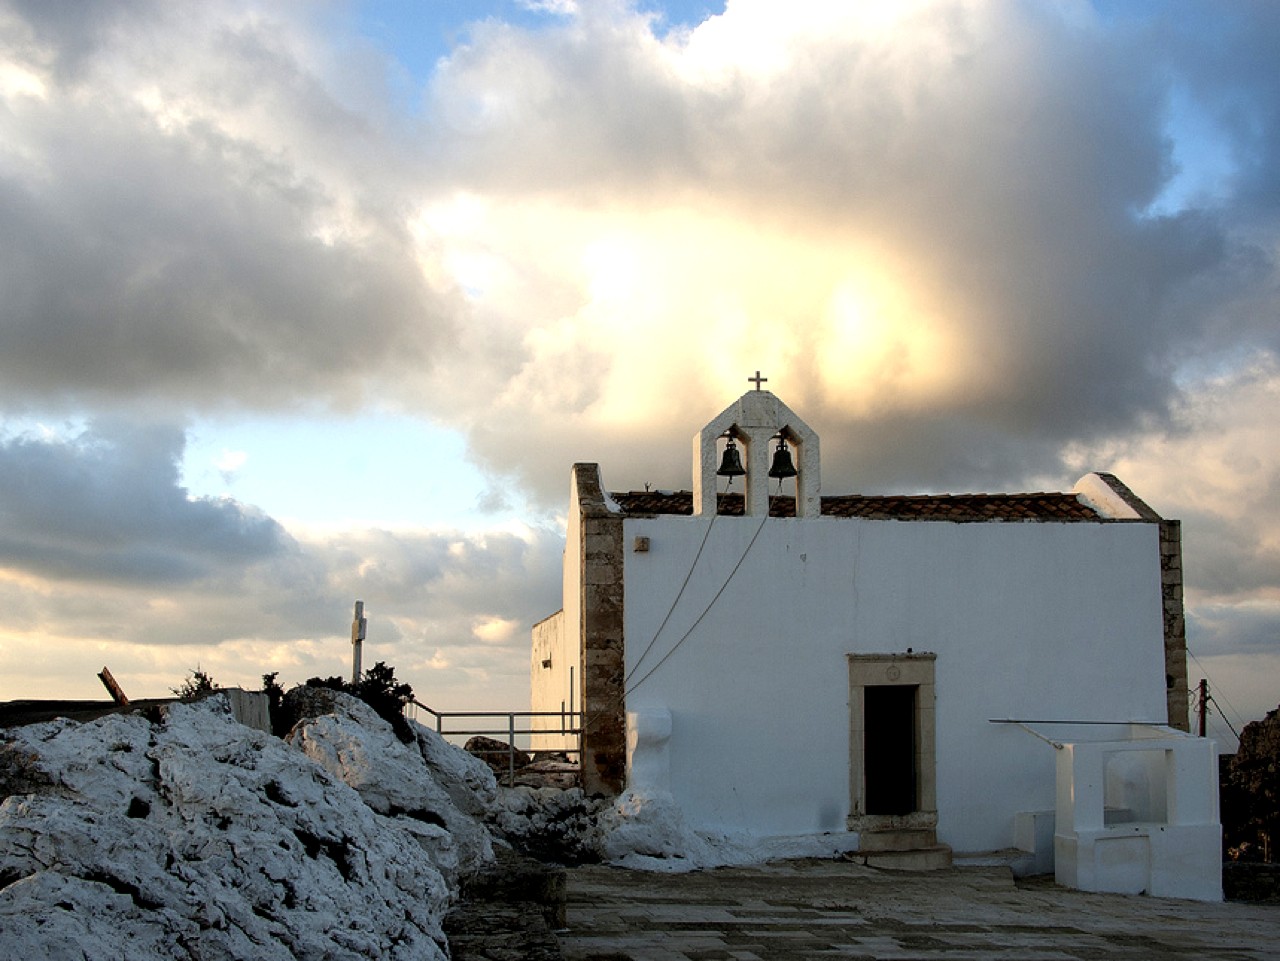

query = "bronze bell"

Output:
[[716, 438, 746, 477], [768, 437, 798, 479]]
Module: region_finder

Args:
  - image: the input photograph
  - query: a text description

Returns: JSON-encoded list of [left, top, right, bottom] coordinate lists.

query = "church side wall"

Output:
[[620, 515, 1167, 854], [530, 610, 573, 751], [530, 471, 588, 752]]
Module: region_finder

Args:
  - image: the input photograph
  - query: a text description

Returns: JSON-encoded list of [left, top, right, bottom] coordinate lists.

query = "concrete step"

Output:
[[857, 828, 938, 853], [853, 845, 954, 872]]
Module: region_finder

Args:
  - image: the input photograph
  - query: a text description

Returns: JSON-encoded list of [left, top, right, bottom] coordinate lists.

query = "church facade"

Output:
[[532, 388, 1220, 899]]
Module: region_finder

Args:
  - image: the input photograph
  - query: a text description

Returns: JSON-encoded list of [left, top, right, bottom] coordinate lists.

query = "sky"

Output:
[[0, 0, 1277, 749]]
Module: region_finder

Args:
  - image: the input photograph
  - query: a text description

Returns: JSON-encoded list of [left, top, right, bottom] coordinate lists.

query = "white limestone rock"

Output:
[[595, 789, 745, 872], [592, 789, 863, 872], [286, 693, 494, 886], [488, 785, 605, 864], [412, 722, 498, 818], [0, 695, 451, 961]]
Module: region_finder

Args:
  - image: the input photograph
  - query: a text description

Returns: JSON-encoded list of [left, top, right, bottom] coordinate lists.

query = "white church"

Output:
[[531, 383, 1221, 900]]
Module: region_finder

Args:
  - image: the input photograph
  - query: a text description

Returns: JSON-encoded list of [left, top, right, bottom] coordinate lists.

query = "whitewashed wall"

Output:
[[620, 514, 1167, 853], [530, 470, 587, 751], [530, 610, 572, 751]]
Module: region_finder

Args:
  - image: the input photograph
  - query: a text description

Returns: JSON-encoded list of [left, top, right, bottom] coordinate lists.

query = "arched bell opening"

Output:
[[693, 388, 821, 518], [713, 428, 755, 515], [767, 427, 802, 498], [715, 430, 747, 486]]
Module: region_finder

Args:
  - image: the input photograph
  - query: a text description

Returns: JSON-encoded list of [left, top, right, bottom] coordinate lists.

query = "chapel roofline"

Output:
[[1073, 471, 1164, 520], [607, 489, 1116, 522]]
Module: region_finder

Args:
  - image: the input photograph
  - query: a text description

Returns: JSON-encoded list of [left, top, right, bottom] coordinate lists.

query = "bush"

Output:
[[171, 668, 217, 701], [300, 662, 416, 743]]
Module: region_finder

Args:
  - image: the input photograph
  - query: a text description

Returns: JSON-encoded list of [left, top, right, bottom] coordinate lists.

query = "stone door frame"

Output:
[[847, 652, 938, 833]]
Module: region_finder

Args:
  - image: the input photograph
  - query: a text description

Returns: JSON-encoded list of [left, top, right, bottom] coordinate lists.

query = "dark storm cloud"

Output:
[[6, 0, 1276, 494], [5, 0, 155, 78], [0, 416, 561, 663], [1162, 2, 1280, 221], [1189, 604, 1280, 658], [0, 0, 458, 414], [0, 420, 290, 584]]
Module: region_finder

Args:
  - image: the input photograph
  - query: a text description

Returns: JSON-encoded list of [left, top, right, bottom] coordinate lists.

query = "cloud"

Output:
[[0, 419, 563, 706], [1059, 358, 1280, 736], [0, 0, 458, 415], [214, 449, 248, 483], [0, 419, 289, 584], [413, 1, 1280, 503], [4, 0, 1277, 499]]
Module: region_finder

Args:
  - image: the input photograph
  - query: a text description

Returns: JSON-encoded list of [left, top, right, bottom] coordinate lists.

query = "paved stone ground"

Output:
[[558, 859, 1280, 960]]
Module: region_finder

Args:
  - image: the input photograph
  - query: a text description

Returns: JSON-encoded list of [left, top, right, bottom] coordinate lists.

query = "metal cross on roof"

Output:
[[748, 370, 768, 390]]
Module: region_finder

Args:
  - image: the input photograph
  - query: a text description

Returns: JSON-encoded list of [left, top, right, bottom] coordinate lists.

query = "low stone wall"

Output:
[[445, 847, 566, 960]]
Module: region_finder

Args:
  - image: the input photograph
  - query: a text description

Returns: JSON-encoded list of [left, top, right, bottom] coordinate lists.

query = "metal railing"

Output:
[[404, 699, 581, 787]]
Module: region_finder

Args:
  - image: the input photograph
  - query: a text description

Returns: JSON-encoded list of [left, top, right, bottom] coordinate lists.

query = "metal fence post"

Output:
[[507, 712, 516, 787]]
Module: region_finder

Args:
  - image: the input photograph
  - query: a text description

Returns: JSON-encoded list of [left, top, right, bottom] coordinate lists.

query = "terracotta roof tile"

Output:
[[610, 490, 1102, 521]]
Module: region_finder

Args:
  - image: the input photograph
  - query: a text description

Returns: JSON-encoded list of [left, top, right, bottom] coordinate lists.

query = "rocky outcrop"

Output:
[[0, 694, 463, 960], [488, 786, 607, 865], [287, 693, 495, 887], [1222, 704, 1280, 863]]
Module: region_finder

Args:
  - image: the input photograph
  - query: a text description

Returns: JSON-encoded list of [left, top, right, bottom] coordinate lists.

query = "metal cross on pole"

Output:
[[748, 370, 768, 390], [351, 600, 367, 684]]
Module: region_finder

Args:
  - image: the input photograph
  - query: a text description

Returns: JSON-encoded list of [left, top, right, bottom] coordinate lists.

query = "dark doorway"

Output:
[[864, 685, 917, 815]]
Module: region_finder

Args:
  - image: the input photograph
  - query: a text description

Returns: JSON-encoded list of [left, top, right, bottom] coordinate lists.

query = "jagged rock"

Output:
[[513, 753, 580, 790], [465, 736, 531, 777], [594, 789, 726, 868], [1222, 703, 1280, 862], [279, 684, 344, 734], [287, 692, 495, 886], [414, 724, 498, 818], [488, 786, 606, 865], [0, 695, 451, 960]]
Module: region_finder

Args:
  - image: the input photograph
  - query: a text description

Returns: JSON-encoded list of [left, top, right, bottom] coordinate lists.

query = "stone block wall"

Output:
[[575, 466, 626, 796], [1160, 520, 1189, 732]]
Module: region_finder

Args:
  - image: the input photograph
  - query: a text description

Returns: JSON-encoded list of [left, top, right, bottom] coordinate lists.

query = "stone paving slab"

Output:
[[557, 859, 1280, 960]]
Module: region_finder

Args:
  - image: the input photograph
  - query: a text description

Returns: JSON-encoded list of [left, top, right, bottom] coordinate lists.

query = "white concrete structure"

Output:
[[533, 387, 1219, 898], [1053, 727, 1222, 900]]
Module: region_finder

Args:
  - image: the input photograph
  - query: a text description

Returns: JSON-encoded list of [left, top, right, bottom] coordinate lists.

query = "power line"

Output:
[[624, 511, 719, 684], [1207, 695, 1243, 743], [625, 514, 770, 696], [1187, 646, 1248, 733]]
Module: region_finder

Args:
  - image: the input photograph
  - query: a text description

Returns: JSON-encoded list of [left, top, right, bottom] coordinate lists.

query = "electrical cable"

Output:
[[625, 513, 770, 696], [1207, 695, 1243, 743], [1187, 646, 1248, 736], [623, 509, 719, 684]]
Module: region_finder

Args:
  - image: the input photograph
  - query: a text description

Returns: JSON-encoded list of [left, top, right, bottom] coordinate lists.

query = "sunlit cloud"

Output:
[[472, 616, 520, 644], [214, 449, 248, 482]]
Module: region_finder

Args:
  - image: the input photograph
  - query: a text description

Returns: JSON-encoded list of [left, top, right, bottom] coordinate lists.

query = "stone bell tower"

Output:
[[693, 374, 821, 517]]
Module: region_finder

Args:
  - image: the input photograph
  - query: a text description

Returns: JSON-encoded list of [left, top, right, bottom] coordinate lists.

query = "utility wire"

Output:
[[1207, 695, 1243, 743], [625, 514, 770, 696], [623, 510, 719, 684], [1187, 646, 1248, 735]]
